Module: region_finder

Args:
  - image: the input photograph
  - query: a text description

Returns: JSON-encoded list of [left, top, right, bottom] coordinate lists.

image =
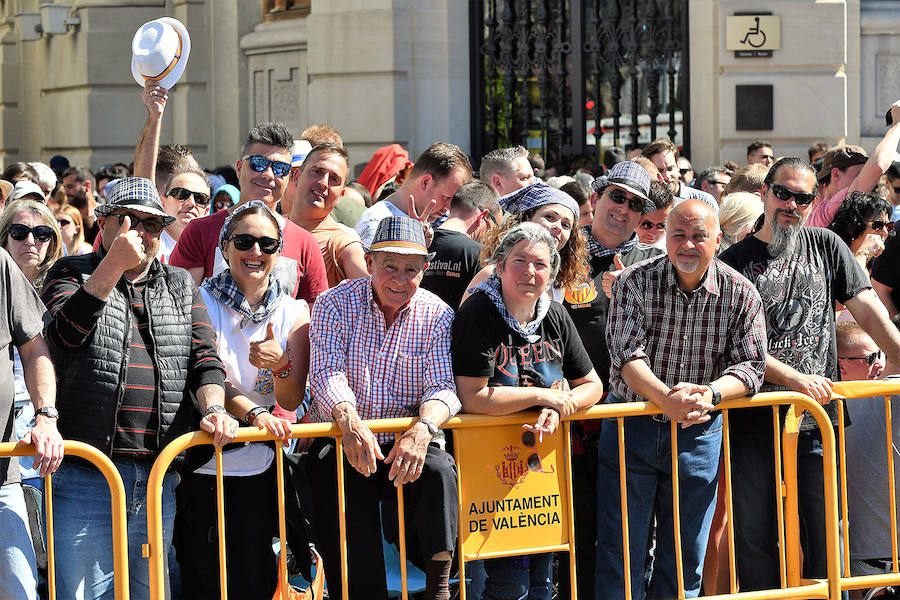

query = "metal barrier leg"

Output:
[[783, 405, 802, 589], [44, 474, 56, 600], [670, 421, 685, 600], [563, 421, 577, 600], [215, 448, 228, 600], [722, 409, 738, 594], [617, 417, 632, 600], [335, 438, 350, 600], [394, 433, 409, 600]]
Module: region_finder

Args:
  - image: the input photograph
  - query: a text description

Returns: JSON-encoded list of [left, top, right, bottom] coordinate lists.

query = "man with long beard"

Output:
[[720, 157, 900, 592]]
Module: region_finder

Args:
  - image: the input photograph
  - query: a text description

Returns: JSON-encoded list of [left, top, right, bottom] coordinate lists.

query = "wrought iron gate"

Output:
[[469, 0, 690, 170]]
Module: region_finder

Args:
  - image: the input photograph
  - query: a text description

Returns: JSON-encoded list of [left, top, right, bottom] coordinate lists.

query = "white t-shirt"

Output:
[[157, 230, 177, 264], [196, 288, 307, 476]]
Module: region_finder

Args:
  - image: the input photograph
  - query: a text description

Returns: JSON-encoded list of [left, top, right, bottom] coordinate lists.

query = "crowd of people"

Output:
[[3, 78, 900, 600]]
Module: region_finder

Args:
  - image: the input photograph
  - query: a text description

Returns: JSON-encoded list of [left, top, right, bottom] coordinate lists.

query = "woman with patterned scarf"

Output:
[[178, 200, 310, 598], [452, 222, 603, 600]]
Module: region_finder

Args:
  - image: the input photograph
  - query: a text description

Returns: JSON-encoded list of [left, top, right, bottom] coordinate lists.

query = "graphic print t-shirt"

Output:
[[720, 226, 869, 431], [421, 229, 484, 309], [452, 291, 594, 390]]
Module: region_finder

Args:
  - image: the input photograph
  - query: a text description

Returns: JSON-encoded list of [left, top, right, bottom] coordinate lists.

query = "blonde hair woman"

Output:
[[55, 204, 92, 256], [718, 192, 764, 251]]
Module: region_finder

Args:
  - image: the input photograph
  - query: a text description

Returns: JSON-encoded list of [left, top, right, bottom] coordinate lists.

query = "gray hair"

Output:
[[28, 162, 57, 192], [490, 222, 561, 282], [480, 146, 528, 182]]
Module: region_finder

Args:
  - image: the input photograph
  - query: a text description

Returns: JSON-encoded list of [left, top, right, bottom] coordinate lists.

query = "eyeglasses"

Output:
[[227, 233, 280, 254], [639, 220, 666, 231], [770, 183, 816, 206], [113, 213, 165, 234], [839, 350, 883, 366], [241, 155, 291, 178], [712, 180, 730, 187], [56, 219, 71, 227], [167, 187, 211, 207], [607, 189, 646, 213], [9, 224, 54, 242], [870, 220, 895, 233]]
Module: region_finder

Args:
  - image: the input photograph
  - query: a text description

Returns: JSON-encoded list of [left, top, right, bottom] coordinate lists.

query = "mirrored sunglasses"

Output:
[[242, 155, 291, 178]]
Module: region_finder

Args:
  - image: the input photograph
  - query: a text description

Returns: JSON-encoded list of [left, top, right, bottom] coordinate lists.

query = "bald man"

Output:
[[597, 199, 768, 599]]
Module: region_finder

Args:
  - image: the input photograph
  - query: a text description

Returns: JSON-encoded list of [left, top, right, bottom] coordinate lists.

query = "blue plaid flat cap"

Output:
[[367, 216, 435, 260], [498, 182, 580, 222], [591, 161, 655, 213], [95, 177, 176, 225]]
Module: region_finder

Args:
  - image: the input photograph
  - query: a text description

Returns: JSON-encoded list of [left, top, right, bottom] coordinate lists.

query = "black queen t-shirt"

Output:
[[452, 291, 594, 390]]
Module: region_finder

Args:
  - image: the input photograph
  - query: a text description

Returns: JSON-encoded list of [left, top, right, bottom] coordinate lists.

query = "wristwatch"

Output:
[[202, 405, 228, 418], [35, 406, 59, 419], [244, 406, 270, 425], [708, 383, 722, 407], [417, 417, 440, 439]]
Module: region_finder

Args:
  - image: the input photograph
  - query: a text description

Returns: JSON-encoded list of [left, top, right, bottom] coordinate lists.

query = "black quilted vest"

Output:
[[49, 254, 197, 456]]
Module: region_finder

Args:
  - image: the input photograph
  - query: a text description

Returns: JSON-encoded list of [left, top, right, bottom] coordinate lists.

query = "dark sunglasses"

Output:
[[56, 219, 71, 227], [227, 233, 280, 254], [114, 213, 165, 234], [521, 430, 555, 474], [639, 220, 665, 231], [870, 220, 895, 233], [679, 168, 692, 175], [168, 187, 211, 207], [607, 189, 646, 213], [893, 185, 900, 195], [9, 223, 54, 242], [839, 350, 883, 366], [770, 183, 816, 206], [241, 155, 291, 178]]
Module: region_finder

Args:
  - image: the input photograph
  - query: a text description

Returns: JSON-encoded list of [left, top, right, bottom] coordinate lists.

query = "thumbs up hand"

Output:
[[248, 322, 287, 370], [601, 253, 626, 299], [105, 215, 147, 274]]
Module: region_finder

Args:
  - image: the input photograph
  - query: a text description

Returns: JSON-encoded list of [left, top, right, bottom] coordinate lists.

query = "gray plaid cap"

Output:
[[366, 216, 435, 261], [95, 177, 176, 226], [591, 161, 656, 213]]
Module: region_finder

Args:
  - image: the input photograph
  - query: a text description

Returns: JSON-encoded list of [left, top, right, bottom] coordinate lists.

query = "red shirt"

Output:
[[169, 209, 328, 305]]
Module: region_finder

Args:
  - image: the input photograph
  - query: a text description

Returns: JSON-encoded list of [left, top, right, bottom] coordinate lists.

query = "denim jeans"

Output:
[[0, 482, 39, 600], [51, 457, 179, 600], [595, 409, 722, 600], [482, 553, 553, 600], [731, 426, 847, 598]]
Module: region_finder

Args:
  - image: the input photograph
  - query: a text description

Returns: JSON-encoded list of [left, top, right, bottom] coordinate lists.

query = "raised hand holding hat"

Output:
[[131, 17, 191, 90]]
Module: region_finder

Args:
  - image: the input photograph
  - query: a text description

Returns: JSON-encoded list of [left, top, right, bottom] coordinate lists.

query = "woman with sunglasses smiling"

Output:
[[461, 182, 589, 306], [158, 168, 211, 263], [180, 200, 310, 598], [453, 222, 602, 600], [828, 190, 894, 273], [54, 204, 92, 256]]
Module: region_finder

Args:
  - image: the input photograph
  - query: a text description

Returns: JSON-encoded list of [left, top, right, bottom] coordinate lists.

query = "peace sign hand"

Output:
[[408, 194, 437, 248]]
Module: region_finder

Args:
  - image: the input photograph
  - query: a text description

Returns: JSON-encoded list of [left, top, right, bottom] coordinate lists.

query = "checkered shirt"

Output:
[[606, 254, 767, 402], [308, 277, 460, 440]]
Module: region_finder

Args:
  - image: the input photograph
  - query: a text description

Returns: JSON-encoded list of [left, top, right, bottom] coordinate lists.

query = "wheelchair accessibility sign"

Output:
[[726, 14, 780, 57]]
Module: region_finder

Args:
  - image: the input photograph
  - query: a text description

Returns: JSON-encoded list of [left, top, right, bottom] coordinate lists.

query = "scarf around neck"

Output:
[[202, 270, 283, 328], [471, 274, 550, 343]]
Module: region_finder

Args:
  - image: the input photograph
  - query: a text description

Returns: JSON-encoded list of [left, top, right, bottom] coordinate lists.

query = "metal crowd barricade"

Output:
[[828, 380, 900, 597], [0, 439, 130, 600], [144, 390, 844, 600]]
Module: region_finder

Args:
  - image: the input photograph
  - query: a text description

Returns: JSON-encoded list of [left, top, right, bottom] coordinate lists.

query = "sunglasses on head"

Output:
[[241, 155, 291, 178], [168, 187, 211, 207], [113, 213, 165, 234], [9, 223, 54, 242], [770, 183, 816, 206], [227, 233, 280, 254], [870, 220, 895, 233], [607, 189, 646, 213], [639, 220, 666, 231], [839, 350, 883, 366]]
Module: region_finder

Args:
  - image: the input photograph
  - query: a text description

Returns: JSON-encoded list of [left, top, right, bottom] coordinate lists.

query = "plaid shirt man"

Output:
[[607, 254, 767, 403], [308, 277, 460, 440]]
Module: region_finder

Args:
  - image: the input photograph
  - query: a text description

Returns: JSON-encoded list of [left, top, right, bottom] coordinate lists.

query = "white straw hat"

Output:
[[130, 17, 191, 90]]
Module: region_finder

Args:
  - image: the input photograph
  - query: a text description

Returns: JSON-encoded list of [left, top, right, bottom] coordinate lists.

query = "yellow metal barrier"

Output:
[[144, 391, 843, 600], [0, 439, 130, 600], [828, 380, 900, 597]]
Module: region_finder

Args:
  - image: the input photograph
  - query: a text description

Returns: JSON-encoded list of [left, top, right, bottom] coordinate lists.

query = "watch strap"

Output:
[[418, 417, 439, 438], [202, 405, 228, 418], [244, 406, 270, 425], [35, 406, 59, 419]]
